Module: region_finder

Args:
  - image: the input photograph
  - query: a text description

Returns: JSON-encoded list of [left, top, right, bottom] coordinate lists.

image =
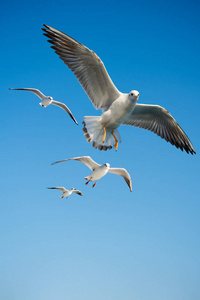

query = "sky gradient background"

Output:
[[1, 0, 200, 299]]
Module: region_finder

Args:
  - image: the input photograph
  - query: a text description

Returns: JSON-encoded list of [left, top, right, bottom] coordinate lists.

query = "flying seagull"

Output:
[[9, 88, 78, 125], [42, 24, 195, 154], [47, 187, 83, 198], [51, 156, 132, 192]]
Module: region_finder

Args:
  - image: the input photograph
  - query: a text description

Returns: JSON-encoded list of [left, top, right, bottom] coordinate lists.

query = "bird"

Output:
[[9, 88, 78, 125], [47, 187, 83, 198], [42, 24, 195, 154], [51, 156, 132, 192]]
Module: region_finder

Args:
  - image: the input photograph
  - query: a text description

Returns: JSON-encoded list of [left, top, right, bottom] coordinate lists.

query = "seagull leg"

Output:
[[102, 124, 106, 143], [92, 181, 97, 188], [85, 181, 90, 185], [111, 130, 118, 151]]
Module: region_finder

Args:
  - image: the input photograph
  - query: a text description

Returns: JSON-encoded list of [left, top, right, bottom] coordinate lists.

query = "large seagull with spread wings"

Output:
[[42, 24, 195, 154]]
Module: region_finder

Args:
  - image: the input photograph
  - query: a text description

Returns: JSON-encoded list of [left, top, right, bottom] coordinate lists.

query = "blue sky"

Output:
[[1, 0, 200, 299]]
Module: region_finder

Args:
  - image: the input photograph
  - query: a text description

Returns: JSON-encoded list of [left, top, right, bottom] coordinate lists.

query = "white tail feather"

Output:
[[83, 116, 121, 151]]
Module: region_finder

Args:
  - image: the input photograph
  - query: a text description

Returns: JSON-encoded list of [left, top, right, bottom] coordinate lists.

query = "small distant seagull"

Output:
[[47, 187, 83, 198], [9, 88, 78, 125], [42, 24, 195, 154], [52, 156, 132, 192]]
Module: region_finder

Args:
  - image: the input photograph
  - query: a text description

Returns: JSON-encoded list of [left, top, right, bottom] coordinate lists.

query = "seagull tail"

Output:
[[82, 116, 121, 151]]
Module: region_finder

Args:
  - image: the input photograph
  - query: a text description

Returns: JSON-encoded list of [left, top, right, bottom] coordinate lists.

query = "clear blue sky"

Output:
[[1, 0, 200, 299]]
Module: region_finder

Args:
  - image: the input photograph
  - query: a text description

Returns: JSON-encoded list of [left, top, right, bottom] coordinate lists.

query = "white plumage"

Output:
[[9, 88, 78, 125], [47, 187, 83, 198], [42, 24, 195, 154], [51, 156, 132, 192]]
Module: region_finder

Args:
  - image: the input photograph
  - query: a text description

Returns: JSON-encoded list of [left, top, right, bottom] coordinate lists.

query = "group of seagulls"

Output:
[[10, 24, 196, 199]]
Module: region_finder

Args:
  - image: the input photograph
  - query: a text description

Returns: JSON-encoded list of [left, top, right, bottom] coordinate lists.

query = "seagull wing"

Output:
[[72, 189, 83, 196], [42, 24, 121, 111], [47, 187, 67, 192], [123, 104, 196, 154], [9, 88, 46, 100], [51, 100, 78, 125], [108, 168, 132, 192], [51, 156, 100, 171]]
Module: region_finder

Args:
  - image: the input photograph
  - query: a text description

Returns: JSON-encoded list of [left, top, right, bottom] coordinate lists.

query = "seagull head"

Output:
[[104, 163, 110, 168], [129, 90, 139, 101]]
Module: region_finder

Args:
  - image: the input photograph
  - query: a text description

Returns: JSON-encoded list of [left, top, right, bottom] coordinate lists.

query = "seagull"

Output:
[[51, 156, 132, 192], [47, 187, 83, 198], [9, 88, 78, 125], [42, 24, 195, 154]]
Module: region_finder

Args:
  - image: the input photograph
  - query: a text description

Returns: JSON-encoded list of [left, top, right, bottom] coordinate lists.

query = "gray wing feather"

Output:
[[51, 100, 78, 125], [42, 24, 121, 111], [51, 156, 100, 171], [73, 190, 83, 196], [123, 104, 196, 154], [9, 88, 46, 100], [47, 187, 67, 192], [108, 168, 132, 192]]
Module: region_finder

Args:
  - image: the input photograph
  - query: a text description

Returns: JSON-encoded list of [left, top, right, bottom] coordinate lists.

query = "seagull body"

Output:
[[9, 88, 78, 125], [84, 163, 110, 182], [47, 187, 83, 198], [42, 24, 195, 154], [52, 156, 132, 191]]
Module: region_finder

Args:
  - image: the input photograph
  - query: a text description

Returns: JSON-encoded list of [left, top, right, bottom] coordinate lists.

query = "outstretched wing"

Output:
[[108, 168, 132, 192], [123, 104, 196, 154], [51, 156, 100, 171], [51, 100, 78, 125], [47, 187, 67, 192], [42, 24, 121, 111], [73, 189, 83, 196], [9, 88, 46, 100]]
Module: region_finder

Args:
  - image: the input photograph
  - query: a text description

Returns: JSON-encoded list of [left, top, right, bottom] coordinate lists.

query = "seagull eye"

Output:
[[130, 93, 133, 96]]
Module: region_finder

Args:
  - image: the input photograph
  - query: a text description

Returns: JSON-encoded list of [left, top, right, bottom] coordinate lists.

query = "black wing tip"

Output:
[[77, 192, 83, 196], [183, 145, 196, 155], [42, 24, 49, 30], [190, 147, 196, 155], [42, 25, 50, 36], [72, 117, 78, 125], [127, 181, 132, 192], [9, 88, 24, 90], [51, 159, 69, 165]]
